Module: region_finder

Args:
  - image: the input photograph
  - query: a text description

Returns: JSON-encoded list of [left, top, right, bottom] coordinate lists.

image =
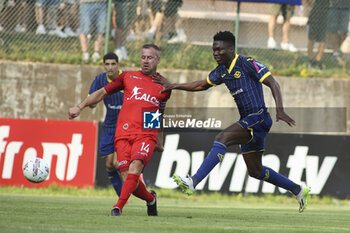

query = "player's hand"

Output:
[[155, 137, 164, 152], [68, 106, 81, 120], [155, 145, 164, 152], [276, 109, 296, 127], [152, 74, 174, 93], [155, 143, 164, 152]]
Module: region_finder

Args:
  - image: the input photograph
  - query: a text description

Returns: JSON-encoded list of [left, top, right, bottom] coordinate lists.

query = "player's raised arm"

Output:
[[68, 87, 108, 119], [262, 75, 296, 127], [154, 74, 211, 92]]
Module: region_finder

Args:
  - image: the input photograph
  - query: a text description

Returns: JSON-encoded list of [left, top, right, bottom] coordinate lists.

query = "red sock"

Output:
[[133, 180, 154, 203], [114, 173, 139, 211]]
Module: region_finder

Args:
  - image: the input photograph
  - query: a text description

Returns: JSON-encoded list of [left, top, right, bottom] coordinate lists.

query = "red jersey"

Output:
[[104, 70, 171, 139]]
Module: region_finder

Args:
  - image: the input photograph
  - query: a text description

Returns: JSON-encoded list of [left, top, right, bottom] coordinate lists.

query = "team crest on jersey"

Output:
[[128, 86, 160, 106], [234, 71, 241, 79], [123, 123, 129, 130]]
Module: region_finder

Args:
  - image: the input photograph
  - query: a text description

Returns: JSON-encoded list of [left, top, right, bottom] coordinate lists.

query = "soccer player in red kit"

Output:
[[68, 44, 171, 216]]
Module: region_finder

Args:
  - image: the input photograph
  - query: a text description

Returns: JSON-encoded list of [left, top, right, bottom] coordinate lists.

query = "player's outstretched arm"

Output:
[[153, 75, 211, 92], [262, 75, 296, 127], [68, 87, 108, 119]]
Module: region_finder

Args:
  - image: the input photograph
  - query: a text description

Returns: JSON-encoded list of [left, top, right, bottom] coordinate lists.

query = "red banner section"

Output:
[[0, 118, 97, 188]]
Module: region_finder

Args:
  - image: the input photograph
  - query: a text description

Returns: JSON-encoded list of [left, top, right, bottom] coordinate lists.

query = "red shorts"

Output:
[[115, 134, 157, 172]]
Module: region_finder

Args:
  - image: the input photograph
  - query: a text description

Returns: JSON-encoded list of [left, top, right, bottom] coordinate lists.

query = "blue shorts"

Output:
[[100, 131, 115, 158], [79, 2, 106, 34], [237, 111, 272, 154]]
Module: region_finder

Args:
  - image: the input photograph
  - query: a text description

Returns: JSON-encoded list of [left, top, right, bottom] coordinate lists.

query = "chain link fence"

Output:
[[0, 0, 349, 75]]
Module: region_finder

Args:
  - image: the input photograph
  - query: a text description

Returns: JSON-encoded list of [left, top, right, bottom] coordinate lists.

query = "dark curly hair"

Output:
[[213, 31, 236, 47], [103, 52, 119, 63]]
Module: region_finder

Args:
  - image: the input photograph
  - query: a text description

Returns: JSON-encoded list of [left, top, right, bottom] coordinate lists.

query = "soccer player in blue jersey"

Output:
[[155, 31, 310, 213], [88, 52, 124, 196]]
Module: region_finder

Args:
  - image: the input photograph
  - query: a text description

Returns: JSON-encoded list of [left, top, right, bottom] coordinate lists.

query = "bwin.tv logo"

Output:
[[143, 110, 161, 129]]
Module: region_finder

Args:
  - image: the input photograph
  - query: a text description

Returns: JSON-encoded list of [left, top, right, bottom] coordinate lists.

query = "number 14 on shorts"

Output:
[[140, 142, 150, 154]]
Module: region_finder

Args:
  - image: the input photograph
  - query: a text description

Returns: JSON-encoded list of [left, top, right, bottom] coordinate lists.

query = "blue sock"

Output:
[[258, 166, 301, 195], [192, 141, 227, 188], [107, 169, 123, 196]]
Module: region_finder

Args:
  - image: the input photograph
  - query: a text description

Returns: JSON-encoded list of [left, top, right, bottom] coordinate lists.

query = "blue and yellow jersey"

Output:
[[207, 54, 271, 118], [89, 70, 124, 135]]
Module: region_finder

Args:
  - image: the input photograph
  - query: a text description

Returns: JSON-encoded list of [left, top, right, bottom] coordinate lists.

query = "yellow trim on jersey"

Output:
[[227, 54, 239, 74], [118, 69, 124, 93], [107, 69, 123, 83], [242, 149, 265, 155], [206, 76, 216, 86], [102, 153, 115, 159], [259, 71, 271, 83]]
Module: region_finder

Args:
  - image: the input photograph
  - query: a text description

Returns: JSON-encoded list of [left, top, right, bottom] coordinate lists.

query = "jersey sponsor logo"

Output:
[[234, 71, 241, 78], [143, 110, 161, 129], [138, 151, 148, 156], [130, 75, 142, 79], [128, 86, 160, 106], [118, 160, 128, 166], [253, 60, 266, 73], [230, 88, 243, 96], [128, 86, 143, 100], [255, 61, 265, 68], [221, 73, 226, 78], [107, 104, 122, 110]]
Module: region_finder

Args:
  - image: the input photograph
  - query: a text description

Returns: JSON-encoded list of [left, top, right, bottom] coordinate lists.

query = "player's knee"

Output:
[[120, 171, 128, 181], [247, 168, 260, 178], [105, 160, 117, 171], [214, 132, 227, 144], [129, 160, 144, 174]]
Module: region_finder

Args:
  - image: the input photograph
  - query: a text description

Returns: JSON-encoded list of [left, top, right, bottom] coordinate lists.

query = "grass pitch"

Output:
[[0, 187, 349, 233]]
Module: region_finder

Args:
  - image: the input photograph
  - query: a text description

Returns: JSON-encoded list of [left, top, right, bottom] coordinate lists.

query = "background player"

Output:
[[155, 31, 310, 213], [88, 52, 123, 197], [113, 0, 138, 61], [68, 44, 171, 216], [307, 0, 329, 69]]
